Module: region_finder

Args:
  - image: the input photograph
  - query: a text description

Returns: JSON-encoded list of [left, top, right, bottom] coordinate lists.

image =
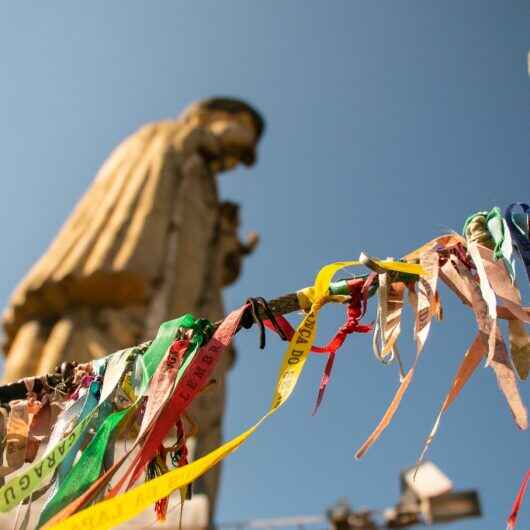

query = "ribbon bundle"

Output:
[[0, 204, 527, 530]]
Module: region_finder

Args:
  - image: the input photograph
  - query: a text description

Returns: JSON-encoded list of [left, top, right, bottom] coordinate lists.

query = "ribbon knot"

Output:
[[311, 279, 372, 415]]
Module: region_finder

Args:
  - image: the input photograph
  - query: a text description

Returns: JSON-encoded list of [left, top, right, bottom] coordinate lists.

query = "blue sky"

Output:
[[0, 2, 529, 528]]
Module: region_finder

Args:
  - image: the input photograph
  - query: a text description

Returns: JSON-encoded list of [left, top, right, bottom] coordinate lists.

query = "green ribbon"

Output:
[[139, 314, 195, 394], [463, 207, 515, 279], [37, 381, 102, 527], [37, 403, 125, 527], [38, 314, 212, 526]]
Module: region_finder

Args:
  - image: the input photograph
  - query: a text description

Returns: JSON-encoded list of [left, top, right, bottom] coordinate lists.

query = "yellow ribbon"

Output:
[[372, 258, 424, 276], [47, 259, 419, 530]]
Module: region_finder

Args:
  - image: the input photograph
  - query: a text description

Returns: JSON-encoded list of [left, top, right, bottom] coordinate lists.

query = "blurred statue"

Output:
[[1, 97, 264, 524]]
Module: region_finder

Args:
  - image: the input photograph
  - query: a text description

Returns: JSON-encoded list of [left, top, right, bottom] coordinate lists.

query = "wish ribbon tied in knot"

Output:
[[355, 251, 435, 460], [310, 278, 372, 414], [0, 348, 134, 513], [43, 309, 239, 529], [45, 260, 360, 530], [262, 277, 372, 414], [106, 318, 216, 498], [41, 316, 209, 528]]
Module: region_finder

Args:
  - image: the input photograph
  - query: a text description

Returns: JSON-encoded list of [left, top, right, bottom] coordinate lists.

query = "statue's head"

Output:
[[181, 97, 265, 171]]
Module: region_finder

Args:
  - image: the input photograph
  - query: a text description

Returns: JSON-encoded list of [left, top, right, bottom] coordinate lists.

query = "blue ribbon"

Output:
[[505, 202, 530, 283]]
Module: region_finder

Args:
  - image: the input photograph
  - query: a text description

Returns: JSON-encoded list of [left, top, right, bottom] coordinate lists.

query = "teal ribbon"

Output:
[[37, 314, 212, 527], [485, 207, 506, 260], [37, 392, 113, 528], [463, 207, 515, 279], [36, 384, 101, 528], [505, 203, 530, 283]]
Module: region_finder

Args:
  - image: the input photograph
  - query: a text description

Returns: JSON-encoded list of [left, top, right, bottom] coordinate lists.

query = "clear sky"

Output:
[[0, 2, 529, 529]]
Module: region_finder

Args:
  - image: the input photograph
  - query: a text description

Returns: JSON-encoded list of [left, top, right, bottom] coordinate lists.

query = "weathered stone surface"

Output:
[[0, 97, 264, 528]]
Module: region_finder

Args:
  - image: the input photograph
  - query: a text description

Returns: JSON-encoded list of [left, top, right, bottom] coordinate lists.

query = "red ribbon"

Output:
[[107, 305, 248, 498], [265, 278, 372, 414], [507, 469, 530, 529]]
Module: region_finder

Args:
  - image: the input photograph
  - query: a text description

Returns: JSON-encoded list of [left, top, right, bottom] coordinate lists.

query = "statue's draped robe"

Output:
[[2, 119, 242, 525]]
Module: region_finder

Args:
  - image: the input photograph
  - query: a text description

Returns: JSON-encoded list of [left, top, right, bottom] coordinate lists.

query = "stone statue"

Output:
[[1, 97, 264, 524]]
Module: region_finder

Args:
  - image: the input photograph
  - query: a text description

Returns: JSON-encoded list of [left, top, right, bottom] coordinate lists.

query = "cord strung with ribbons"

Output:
[[0, 203, 527, 530]]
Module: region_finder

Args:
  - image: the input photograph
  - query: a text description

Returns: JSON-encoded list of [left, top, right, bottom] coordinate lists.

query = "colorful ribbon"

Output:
[[0, 208, 526, 530], [45, 261, 359, 530], [505, 203, 530, 283], [507, 469, 530, 530]]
